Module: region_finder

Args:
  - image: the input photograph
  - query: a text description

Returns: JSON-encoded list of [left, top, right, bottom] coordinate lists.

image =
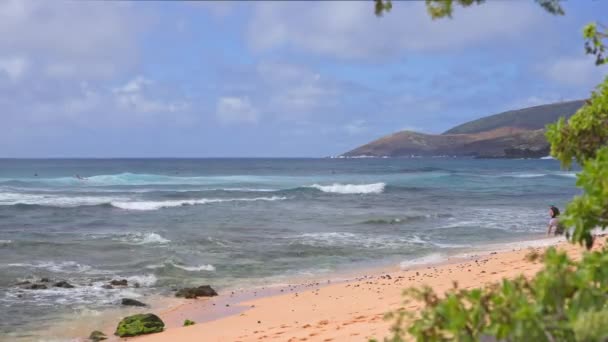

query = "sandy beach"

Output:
[[98, 236, 601, 342]]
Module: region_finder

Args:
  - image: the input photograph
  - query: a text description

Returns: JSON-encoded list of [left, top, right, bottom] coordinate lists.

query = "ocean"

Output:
[[0, 158, 578, 340]]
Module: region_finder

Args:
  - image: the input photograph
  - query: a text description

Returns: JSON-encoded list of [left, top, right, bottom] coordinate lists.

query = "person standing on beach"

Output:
[[547, 205, 564, 236]]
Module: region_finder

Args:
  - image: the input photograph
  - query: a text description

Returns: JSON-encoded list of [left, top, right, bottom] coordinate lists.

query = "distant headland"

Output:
[[341, 99, 585, 159]]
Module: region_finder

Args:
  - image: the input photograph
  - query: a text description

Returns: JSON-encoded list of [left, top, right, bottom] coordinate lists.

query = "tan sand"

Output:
[[109, 237, 603, 342]]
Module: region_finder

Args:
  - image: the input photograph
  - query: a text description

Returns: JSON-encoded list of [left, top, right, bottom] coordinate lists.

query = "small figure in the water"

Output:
[[75, 174, 87, 181], [547, 205, 564, 236], [34, 173, 38, 177]]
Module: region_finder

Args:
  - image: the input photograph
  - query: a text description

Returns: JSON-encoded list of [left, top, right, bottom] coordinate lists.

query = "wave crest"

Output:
[[111, 196, 286, 211], [116, 232, 171, 245], [309, 183, 385, 194]]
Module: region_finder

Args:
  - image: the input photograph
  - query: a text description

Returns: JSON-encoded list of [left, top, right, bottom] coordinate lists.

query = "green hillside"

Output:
[[443, 100, 585, 135]]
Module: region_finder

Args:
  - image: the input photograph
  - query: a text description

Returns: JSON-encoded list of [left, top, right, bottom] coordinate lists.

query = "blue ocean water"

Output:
[[0, 158, 578, 339]]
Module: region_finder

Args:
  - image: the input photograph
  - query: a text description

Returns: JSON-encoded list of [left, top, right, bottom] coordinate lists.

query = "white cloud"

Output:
[[255, 61, 341, 117], [543, 56, 607, 87], [0, 0, 143, 80], [0, 56, 27, 81], [115, 76, 153, 93], [248, 1, 543, 60], [113, 76, 190, 114], [216, 96, 259, 124]]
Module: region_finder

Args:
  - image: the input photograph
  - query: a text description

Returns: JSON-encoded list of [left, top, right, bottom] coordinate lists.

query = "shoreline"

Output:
[[81, 234, 575, 342]]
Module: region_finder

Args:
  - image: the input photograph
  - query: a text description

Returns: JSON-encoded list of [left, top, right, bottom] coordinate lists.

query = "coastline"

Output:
[[83, 234, 590, 342]]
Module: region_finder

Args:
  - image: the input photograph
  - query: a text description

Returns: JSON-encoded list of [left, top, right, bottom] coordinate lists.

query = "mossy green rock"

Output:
[[88, 330, 107, 341], [114, 313, 164, 337]]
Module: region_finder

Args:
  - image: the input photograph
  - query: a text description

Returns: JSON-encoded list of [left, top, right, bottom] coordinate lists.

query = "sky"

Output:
[[1, 0, 607, 158]]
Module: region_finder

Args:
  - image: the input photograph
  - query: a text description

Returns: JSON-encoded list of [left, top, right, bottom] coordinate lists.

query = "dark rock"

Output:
[[114, 313, 164, 337], [175, 285, 218, 299], [40, 278, 50, 283], [54, 280, 75, 288], [15, 281, 31, 286], [24, 284, 47, 290], [134, 282, 141, 288], [89, 330, 107, 341], [101, 284, 113, 289], [121, 298, 147, 307], [109, 279, 128, 286]]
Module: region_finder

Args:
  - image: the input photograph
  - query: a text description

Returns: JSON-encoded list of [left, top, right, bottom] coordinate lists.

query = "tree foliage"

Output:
[[376, 246, 608, 342], [373, 0, 565, 18], [371, 0, 608, 341], [547, 78, 608, 249], [584, 23, 608, 66]]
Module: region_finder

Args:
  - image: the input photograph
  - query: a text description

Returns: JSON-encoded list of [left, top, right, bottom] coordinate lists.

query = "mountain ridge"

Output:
[[342, 99, 586, 158]]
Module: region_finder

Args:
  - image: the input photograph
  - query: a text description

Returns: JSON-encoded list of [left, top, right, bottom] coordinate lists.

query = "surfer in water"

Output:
[[74, 174, 87, 181]]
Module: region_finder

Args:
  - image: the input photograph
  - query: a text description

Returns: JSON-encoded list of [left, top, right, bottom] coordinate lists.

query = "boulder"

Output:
[[15, 280, 31, 286], [54, 281, 75, 288], [24, 284, 47, 290], [175, 285, 218, 299], [101, 284, 113, 289], [40, 278, 50, 283], [114, 313, 164, 337], [109, 279, 128, 286], [88, 330, 107, 341], [121, 298, 147, 307]]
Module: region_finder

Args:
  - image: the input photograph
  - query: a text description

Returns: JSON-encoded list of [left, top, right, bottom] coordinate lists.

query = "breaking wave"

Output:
[[115, 232, 171, 245], [4, 261, 94, 273], [309, 183, 385, 194], [0, 192, 286, 210], [110, 196, 287, 211]]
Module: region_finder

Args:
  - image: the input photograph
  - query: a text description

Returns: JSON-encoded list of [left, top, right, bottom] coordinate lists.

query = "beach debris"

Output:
[[53, 280, 75, 288], [114, 313, 164, 337], [121, 298, 147, 307], [175, 285, 218, 299], [88, 330, 107, 341], [109, 279, 128, 286], [183, 319, 195, 326]]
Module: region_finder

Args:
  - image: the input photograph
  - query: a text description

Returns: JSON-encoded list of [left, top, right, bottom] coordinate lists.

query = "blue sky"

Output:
[[1, 0, 607, 158]]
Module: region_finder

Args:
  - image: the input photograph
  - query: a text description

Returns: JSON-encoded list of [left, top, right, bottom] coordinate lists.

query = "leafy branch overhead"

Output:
[[585, 23, 608, 66], [374, 0, 564, 18], [375, 0, 606, 65]]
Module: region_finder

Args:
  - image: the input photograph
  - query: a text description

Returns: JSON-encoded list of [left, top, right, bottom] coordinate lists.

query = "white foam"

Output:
[[0, 192, 121, 207], [295, 232, 433, 249], [309, 183, 385, 194], [125, 274, 157, 287], [171, 263, 216, 272], [111, 196, 286, 211], [554, 171, 577, 178], [5, 261, 93, 273], [0, 239, 12, 245], [400, 253, 446, 269], [1, 278, 148, 310], [540, 156, 555, 160], [511, 173, 546, 178], [116, 232, 171, 245], [145, 261, 215, 272]]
